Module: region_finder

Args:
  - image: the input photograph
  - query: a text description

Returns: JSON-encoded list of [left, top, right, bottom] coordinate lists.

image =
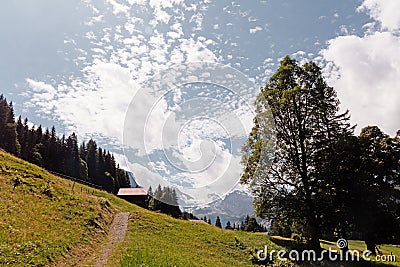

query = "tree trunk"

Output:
[[306, 204, 321, 251], [339, 227, 349, 252], [308, 220, 321, 251], [365, 239, 376, 255]]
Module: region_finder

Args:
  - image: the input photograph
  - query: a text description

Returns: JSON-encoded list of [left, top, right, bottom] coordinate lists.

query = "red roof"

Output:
[[117, 188, 148, 196]]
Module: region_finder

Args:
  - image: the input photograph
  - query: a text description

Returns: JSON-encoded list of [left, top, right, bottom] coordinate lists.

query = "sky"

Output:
[[1, 0, 399, 207]]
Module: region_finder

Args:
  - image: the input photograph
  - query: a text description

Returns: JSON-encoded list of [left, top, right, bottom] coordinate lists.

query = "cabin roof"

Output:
[[117, 187, 148, 196]]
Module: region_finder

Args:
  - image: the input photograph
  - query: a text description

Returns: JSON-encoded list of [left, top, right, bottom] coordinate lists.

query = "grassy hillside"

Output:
[[0, 150, 287, 266], [1, 150, 398, 267], [0, 150, 130, 266], [109, 211, 283, 267]]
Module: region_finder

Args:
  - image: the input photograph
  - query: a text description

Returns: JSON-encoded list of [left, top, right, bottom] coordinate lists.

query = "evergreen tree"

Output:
[[225, 221, 232, 230], [86, 139, 97, 182], [0, 96, 130, 194], [0, 99, 20, 155], [215, 216, 222, 228]]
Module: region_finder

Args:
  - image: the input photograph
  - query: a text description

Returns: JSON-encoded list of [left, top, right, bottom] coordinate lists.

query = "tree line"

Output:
[[0, 94, 130, 193], [241, 56, 400, 254], [198, 215, 268, 232], [147, 185, 182, 218]]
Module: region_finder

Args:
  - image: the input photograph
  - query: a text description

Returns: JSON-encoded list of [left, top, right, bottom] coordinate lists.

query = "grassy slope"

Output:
[[1, 150, 398, 267], [0, 150, 288, 267], [110, 211, 286, 267], [0, 150, 133, 266]]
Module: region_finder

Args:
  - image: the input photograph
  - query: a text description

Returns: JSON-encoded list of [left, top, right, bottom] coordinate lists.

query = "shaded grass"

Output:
[[269, 236, 399, 267], [320, 240, 399, 267]]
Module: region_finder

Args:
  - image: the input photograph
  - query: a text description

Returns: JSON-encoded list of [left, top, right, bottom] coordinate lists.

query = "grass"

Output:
[[270, 236, 399, 266], [0, 150, 121, 266], [1, 150, 289, 267], [1, 150, 398, 267], [320, 240, 400, 266], [109, 210, 292, 267]]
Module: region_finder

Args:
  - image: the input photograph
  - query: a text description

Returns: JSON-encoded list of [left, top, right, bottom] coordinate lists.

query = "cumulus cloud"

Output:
[[321, 0, 400, 136], [357, 0, 400, 32]]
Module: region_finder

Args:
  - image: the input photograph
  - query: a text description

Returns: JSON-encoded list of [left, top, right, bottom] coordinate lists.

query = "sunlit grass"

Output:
[[0, 151, 117, 266], [111, 209, 291, 267], [1, 150, 398, 267]]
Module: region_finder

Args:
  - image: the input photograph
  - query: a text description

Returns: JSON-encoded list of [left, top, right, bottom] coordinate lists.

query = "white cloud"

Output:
[[357, 0, 400, 32], [320, 0, 400, 136], [177, 38, 218, 62], [23, 0, 258, 207], [106, 0, 130, 16], [26, 78, 56, 95], [249, 26, 263, 34], [28, 61, 138, 142], [322, 32, 400, 136], [26, 79, 57, 114]]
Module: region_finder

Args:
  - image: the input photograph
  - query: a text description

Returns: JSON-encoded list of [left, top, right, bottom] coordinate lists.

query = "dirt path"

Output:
[[94, 212, 130, 267]]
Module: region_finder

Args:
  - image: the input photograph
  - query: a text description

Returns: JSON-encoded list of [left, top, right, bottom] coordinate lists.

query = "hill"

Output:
[[0, 150, 286, 266], [0, 149, 129, 266], [2, 150, 398, 267]]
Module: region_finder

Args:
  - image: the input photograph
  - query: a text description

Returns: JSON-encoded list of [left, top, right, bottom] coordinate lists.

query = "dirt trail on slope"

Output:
[[93, 212, 130, 267]]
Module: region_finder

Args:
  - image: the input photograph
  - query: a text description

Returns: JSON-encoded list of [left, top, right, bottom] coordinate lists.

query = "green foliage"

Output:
[[0, 96, 20, 156], [241, 56, 400, 253], [225, 221, 232, 230], [241, 56, 353, 249]]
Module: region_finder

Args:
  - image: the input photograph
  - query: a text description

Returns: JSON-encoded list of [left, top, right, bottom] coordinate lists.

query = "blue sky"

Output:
[[1, 0, 399, 206]]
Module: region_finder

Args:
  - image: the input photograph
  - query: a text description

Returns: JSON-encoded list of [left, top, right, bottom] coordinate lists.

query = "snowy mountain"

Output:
[[189, 190, 255, 227]]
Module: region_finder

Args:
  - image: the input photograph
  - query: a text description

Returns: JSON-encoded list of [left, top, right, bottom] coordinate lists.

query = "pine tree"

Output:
[[0, 95, 130, 194], [0, 101, 20, 155], [215, 216, 222, 228], [86, 139, 97, 182]]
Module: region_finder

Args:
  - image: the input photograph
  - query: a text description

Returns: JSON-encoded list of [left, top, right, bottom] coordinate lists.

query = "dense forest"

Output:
[[0, 94, 130, 193]]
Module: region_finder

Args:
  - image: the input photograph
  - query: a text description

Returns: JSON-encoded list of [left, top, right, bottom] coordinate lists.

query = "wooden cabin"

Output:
[[117, 188, 148, 207]]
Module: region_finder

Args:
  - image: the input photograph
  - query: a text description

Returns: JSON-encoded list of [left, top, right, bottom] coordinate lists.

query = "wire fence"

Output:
[[48, 170, 103, 190]]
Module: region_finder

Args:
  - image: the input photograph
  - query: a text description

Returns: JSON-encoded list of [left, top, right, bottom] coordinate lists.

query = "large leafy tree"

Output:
[[241, 56, 353, 249], [350, 126, 400, 253]]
